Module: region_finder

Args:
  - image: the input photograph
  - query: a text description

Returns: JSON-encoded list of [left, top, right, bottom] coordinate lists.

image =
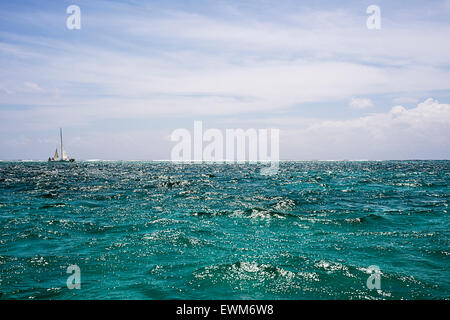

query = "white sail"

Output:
[[53, 148, 59, 160], [61, 147, 69, 161], [60, 128, 69, 161]]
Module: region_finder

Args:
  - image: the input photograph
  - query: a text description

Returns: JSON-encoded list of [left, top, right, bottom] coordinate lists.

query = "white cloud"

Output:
[[349, 97, 373, 109], [22, 82, 44, 93], [1, 53, 449, 124], [0, 5, 450, 122], [0, 84, 13, 95], [1, 98, 449, 160], [282, 98, 450, 159]]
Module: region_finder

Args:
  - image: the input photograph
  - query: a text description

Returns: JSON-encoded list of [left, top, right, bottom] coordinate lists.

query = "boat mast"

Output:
[[60, 128, 63, 161]]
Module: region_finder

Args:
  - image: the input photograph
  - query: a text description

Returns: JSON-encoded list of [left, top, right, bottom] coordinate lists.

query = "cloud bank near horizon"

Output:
[[282, 98, 450, 160]]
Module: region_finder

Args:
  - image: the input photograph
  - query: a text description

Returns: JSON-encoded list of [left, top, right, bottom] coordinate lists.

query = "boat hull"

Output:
[[48, 159, 75, 162]]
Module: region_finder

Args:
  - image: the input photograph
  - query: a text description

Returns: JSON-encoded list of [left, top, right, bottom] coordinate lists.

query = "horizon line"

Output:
[[1, 159, 450, 162]]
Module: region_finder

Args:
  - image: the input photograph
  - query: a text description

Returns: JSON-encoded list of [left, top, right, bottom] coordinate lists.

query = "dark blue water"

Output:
[[0, 161, 448, 299]]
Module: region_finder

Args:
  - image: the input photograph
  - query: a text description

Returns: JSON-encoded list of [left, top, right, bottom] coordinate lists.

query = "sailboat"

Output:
[[49, 148, 59, 161], [48, 128, 75, 162]]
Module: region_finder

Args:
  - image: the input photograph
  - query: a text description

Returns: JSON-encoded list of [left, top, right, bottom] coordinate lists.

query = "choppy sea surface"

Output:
[[0, 161, 448, 300]]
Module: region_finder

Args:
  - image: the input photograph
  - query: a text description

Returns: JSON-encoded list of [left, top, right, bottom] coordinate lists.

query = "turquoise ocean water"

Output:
[[0, 161, 448, 299]]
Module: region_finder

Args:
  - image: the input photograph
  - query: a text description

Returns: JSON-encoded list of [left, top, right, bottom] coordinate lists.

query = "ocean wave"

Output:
[[0, 161, 448, 299]]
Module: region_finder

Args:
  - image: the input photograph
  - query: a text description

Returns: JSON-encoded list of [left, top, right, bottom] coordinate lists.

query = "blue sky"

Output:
[[1, 0, 450, 160]]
